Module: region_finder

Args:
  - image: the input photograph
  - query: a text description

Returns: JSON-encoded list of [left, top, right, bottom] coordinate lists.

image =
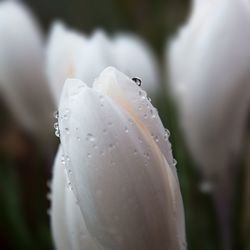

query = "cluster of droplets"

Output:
[[61, 154, 74, 191], [54, 109, 71, 138], [54, 110, 60, 138]]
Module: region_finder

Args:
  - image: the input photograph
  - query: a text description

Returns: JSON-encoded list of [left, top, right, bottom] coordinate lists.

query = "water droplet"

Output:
[[124, 127, 129, 133], [55, 129, 60, 138], [54, 122, 60, 137], [133, 149, 138, 155], [138, 137, 143, 144], [145, 152, 150, 159], [103, 128, 107, 134], [61, 155, 66, 165], [65, 127, 70, 134], [108, 121, 113, 126], [61, 109, 70, 120], [150, 109, 156, 118], [128, 118, 133, 125], [147, 97, 151, 102], [165, 128, 170, 137], [143, 113, 148, 119], [132, 77, 142, 86], [87, 153, 92, 158], [77, 136, 81, 141], [154, 136, 159, 143], [53, 110, 59, 119], [86, 133, 95, 142], [100, 150, 105, 156], [173, 159, 177, 166], [138, 105, 142, 111]]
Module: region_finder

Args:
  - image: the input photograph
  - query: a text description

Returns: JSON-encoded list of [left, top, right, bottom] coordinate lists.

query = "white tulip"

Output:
[[167, 0, 250, 181], [46, 22, 160, 105], [51, 67, 186, 250], [0, 1, 53, 138]]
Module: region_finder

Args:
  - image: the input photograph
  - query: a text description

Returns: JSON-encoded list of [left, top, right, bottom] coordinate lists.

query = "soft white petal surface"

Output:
[[51, 146, 102, 250], [57, 67, 186, 250]]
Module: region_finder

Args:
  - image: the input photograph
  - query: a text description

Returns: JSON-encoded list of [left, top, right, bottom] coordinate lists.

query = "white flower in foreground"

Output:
[[46, 22, 160, 105], [51, 67, 186, 250], [167, 0, 250, 181], [0, 1, 53, 138]]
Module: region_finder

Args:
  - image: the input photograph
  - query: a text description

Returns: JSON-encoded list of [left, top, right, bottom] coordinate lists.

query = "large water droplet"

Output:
[[132, 77, 142, 86]]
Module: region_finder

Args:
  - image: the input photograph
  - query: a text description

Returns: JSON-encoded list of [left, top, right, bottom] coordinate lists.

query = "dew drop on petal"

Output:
[[65, 127, 70, 134], [53, 110, 59, 119], [132, 77, 142, 86], [154, 136, 159, 143], [173, 159, 177, 166], [86, 133, 95, 142]]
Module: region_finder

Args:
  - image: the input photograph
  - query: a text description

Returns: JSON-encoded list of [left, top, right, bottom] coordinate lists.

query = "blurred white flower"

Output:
[[0, 1, 53, 139], [51, 67, 186, 250], [167, 0, 250, 181], [46, 22, 160, 105]]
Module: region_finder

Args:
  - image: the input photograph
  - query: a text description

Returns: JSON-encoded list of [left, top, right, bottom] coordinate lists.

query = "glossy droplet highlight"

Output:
[[86, 133, 95, 142], [132, 77, 142, 86], [53, 110, 59, 119]]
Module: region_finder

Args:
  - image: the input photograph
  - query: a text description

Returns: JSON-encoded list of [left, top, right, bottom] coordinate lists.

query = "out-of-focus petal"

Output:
[[0, 1, 53, 138], [168, 0, 250, 179], [113, 34, 160, 97], [46, 23, 159, 106], [46, 21, 87, 104]]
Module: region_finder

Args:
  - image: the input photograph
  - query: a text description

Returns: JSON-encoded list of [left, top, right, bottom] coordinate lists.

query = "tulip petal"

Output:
[[47, 22, 87, 104], [113, 35, 160, 97], [0, 1, 53, 138], [51, 146, 102, 250], [58, 68, 186, 250], [51, 147, 72, 250], [93, 67, 175, 173]]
